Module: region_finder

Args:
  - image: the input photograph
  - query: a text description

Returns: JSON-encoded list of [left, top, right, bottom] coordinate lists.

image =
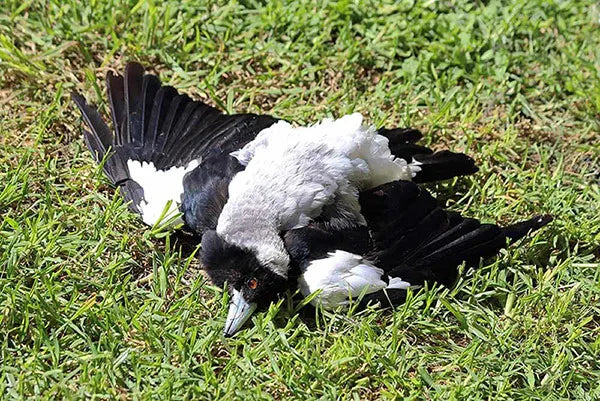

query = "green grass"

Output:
[[1, 0, 599, 399]]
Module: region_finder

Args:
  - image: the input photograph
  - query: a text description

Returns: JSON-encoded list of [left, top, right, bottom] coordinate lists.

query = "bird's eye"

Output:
[[247, 278, 258, 289]]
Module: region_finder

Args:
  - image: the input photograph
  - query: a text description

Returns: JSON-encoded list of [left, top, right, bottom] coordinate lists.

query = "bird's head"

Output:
[[200, 230, 289, 336]]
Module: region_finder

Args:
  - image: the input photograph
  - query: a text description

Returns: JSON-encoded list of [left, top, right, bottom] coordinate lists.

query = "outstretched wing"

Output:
[[72, 62, 278, 226], [285, 180, 551, 308], [358, 180, 552, 286]]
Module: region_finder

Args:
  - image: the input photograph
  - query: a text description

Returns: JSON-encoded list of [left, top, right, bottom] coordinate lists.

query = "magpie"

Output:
[[72, 62, 500, 336]]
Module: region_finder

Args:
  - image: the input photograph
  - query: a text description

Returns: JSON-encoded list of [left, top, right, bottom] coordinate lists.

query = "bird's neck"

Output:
[[216, 211, 290, 278]]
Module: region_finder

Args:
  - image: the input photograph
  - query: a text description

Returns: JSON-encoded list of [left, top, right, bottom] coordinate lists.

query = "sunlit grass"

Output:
[[1, 0, 599, 399]]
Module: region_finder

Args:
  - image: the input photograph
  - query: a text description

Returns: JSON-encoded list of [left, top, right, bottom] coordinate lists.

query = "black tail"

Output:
[[379, 127, 478, 183], [411, 151, 478, 183]]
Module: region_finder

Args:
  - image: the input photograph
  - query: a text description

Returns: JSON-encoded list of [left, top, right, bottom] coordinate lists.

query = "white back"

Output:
[[218, 114, 414, 275]]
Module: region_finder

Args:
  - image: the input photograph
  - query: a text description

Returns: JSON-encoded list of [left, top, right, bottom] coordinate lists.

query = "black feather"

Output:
[[284, 223, 371, 273], [71, 93, 112, 152], [180, 153, 243, 235], [144, 86, 177, 159], [378, 127, 478, 182], [140, 74, 161, 149], [285, 180, 552, 300], [72, 62, 279, 223], [412, 150, 479, 183], [125, 62, 145, 146], [106, 71, 125, 146], [378, 127, 423, 144]]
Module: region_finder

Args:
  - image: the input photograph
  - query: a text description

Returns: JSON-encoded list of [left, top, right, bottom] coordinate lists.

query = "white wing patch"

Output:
[[297, 250, 412, 309], [386, 276, 412, 290], [127, 159, 199, 226]]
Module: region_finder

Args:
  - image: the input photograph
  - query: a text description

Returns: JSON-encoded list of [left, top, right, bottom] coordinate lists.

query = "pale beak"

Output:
[[223, 289, 257, 337]]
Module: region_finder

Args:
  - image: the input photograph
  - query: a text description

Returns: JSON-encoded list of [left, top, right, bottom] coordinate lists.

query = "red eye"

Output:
[[247, 278, 258, 289]]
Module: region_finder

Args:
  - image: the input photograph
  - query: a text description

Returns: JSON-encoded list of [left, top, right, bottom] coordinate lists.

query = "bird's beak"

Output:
[[223, 289, 257, 337]]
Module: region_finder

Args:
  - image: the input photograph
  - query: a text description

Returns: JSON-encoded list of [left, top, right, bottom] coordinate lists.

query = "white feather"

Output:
[[297, 250, 386, 309], [218, 113, 413, 277], [127, 159, 199, 226], [409, 158, 422, 177], [297, 250, 413, 309], [386, 276, 412, 290]]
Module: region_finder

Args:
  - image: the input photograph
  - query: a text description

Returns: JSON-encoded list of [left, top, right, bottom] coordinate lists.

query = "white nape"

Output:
[[127, 159, 199, 226], [297, 250, 412, 309]]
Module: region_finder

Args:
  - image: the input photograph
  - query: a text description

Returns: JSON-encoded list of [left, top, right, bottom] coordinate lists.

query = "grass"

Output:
[[1, 0, 599, 399]]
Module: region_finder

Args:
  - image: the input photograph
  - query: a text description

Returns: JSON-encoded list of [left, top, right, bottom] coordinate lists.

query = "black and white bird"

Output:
[[72, 62, 548, 336]]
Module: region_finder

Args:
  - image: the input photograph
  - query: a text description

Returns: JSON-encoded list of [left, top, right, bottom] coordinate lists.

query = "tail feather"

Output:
[[71, 93, 112, 153], [145, 86, 175, 159], [411, 150, 478, 183], [73, 61, 280, 225], [164, 101, 200, 154], [155, 93, 191, 161], [378, 127, 478, 183], [167, 102, 217, 161], [71, 93, 130, 186], [139, 73, 161, 149]]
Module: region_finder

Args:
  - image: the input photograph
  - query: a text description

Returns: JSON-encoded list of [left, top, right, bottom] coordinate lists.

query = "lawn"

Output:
[[1, 0, 599, 399]]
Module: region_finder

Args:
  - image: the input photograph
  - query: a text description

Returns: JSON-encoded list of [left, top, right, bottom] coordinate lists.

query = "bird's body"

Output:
[[217, 113, 419, 277], [72, 62, 550, 336]]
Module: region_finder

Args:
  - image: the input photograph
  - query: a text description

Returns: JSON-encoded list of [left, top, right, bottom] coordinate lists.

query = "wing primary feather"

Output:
[[140, 73, 161, 150], [412, 150, 478, 183], [378, 127, 478, 182], [502, 215, 553, 241], [125, 62, 145, 146], [106, 70, 125, 146], [413, 217, 481, 259], [145, 85, 177, 158], [378, 127, 423, 144]]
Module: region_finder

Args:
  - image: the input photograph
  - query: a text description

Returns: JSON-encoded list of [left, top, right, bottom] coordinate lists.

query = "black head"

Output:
[[200, 230, 289, 336], [201, 230, 289, 306]]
